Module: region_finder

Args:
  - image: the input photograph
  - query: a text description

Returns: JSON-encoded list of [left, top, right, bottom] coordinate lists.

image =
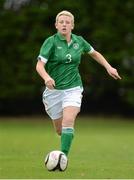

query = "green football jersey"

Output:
[[38, 32, 94, 90]]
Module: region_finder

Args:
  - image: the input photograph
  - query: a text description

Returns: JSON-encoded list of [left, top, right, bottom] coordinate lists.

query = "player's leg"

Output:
[[60, 86, 83, 156], [62, 106, 80, 127], [61, 106, 80, 155], [42, 88, 63, 135], [52, 118, 62, 135]]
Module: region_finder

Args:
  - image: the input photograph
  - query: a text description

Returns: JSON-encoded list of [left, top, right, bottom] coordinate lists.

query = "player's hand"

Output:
[[106, 67, 122, 80], [45, 77, 55, 89]]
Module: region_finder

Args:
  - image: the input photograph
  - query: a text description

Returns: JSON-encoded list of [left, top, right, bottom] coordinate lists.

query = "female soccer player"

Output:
[[36, 10, 121, 156]]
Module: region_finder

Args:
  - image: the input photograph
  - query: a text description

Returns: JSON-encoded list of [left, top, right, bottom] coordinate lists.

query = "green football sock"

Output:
[[61, 127, 74, 156]]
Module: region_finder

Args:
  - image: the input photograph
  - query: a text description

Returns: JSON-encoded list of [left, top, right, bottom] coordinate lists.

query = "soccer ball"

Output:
[[45, 150, 68, 171]]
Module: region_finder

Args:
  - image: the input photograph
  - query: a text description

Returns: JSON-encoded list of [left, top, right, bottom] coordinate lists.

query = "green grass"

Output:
[[0, 116, 134, 179]]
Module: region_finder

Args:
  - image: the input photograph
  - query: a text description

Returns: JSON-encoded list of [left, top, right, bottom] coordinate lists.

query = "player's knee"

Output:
[[62, 119, 74, 128]]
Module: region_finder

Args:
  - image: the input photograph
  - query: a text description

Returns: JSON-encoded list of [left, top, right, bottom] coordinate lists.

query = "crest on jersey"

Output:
[[73, 43, 79, 49]]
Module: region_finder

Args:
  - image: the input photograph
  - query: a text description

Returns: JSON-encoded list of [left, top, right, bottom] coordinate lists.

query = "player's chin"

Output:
[[60, 30, 69, 35], [61, 32, 67, 35]]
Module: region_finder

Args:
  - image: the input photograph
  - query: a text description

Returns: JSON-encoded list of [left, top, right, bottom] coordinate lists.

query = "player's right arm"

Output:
[[36, 60, 55, 89], [36, 36, 55, 89]]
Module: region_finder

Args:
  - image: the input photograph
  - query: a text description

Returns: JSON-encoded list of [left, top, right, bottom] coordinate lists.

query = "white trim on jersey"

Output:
[[88, 46, 95, 54], [37, 55, 48, 63]]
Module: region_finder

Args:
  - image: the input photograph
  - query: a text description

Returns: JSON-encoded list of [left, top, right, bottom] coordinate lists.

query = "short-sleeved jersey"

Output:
[[38, 32, 94, 90]]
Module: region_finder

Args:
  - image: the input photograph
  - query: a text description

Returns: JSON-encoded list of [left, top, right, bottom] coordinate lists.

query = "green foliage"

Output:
[[0, 0, 133, 107]]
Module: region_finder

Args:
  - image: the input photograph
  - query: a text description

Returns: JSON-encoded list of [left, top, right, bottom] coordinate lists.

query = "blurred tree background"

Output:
[[0, 0, 133, 116]]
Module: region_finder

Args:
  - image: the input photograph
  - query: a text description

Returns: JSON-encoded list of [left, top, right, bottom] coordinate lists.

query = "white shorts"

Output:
[[42, 86, 83, 120]]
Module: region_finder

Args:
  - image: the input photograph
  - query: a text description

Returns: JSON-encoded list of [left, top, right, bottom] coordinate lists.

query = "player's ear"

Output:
[[71, 24, 74, 30]]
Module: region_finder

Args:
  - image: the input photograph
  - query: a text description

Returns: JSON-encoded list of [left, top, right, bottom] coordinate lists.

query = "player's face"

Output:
[[55, 15, 74, 36]]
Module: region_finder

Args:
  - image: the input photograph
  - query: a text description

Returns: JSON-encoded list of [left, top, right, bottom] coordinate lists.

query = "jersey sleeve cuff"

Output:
[[37, 55, 48, 63], [88, 47, 95, 54]]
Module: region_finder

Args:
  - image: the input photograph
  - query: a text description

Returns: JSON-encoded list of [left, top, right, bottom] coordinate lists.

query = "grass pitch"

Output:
[[0, 116, 134, 179]]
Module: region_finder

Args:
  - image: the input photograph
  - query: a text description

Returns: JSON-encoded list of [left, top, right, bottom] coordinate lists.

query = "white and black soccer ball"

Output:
[[45, 150, 68, 171]]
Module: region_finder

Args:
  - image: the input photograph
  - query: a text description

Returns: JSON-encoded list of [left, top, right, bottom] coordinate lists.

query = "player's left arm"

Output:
[[88, 50, 121, 80]]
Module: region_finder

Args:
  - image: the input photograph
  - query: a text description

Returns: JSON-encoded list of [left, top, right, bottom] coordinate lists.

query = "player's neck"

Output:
[[65, 33, 71, 43], [59, 32, 72, 43]]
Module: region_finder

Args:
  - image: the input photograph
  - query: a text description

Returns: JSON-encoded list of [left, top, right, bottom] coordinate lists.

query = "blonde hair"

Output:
[[55, 10, 74, 25]]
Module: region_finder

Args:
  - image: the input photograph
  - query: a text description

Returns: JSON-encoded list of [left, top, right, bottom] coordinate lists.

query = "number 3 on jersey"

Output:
[[65, 54, 72, 63]]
